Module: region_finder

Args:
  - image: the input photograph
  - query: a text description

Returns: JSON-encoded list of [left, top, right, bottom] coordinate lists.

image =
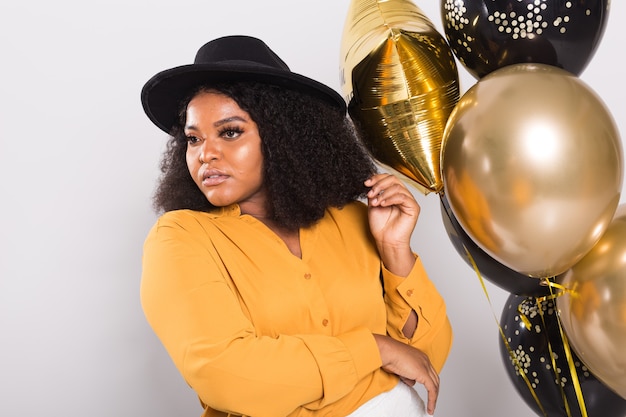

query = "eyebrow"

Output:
[[185, 116, 248, 131], [214, 116, 248, 126]]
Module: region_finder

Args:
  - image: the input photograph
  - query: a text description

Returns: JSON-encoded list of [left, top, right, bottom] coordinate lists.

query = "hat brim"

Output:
[[141, 63, 347, 133]]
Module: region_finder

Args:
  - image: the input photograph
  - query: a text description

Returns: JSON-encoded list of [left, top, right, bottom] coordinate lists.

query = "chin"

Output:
[[205, 194, 234, 208]]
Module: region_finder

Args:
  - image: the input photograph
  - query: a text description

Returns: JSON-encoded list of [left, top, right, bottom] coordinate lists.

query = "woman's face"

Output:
[[185, 90, 266, 215]]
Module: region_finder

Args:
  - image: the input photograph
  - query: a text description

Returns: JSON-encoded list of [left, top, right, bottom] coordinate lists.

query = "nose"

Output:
[[199, 138, 220, 163]]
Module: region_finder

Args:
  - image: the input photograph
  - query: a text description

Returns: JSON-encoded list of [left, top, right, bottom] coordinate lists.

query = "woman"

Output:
[[140, 35, 452, 417]]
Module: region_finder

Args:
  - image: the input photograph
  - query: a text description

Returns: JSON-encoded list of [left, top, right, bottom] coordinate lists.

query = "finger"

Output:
[[364, 172, 393, 186], [423, 377, 439, 415], [372, 188, 420, 217], [365, 174, 402, 198], [428, 363, 440, 387], [375, 185, 413, 205], [367, 173, 403, 188], [368, 184, 406, 206], [432, 368, 440, 387], [367, 179, 411, 202]]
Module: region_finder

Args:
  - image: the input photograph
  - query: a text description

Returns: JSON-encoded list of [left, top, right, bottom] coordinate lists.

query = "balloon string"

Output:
[[557, 316, 588, 417], [546, 277, 589, 417], [444, 196, 585, 415], [462, 245, 548, 417], [517, 279, 574, 331], [515, 277, 588, 417], [535, 279, 578, 303], [517, 279, 575, 331], [534, 295, 574, 417]]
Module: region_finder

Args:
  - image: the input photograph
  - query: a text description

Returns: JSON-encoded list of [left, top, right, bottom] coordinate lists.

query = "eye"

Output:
[[185, 135, 200, 145], [219, 126, 244, 140]]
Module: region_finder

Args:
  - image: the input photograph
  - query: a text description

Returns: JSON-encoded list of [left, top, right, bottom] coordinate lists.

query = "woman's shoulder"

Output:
[[144, 210, 203, 240], [147, 208, 234, 240], [144, 209, 241, 255], [155, 206, 238, 226], [155, 209, 210, 226]]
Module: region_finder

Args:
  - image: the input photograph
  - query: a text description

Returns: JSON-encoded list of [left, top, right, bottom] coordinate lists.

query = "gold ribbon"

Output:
[[463, 246, 548, 417], [464, 246, 589, 417], [542, 278, 588, 417]]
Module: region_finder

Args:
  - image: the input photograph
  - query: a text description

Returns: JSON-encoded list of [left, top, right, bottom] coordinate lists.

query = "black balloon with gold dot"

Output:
[[500, 294, 626, 417], [440, 0, 610, 79]]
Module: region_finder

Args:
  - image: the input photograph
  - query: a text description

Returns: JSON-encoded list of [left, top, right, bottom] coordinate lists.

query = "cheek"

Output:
[[186, 149, 200, 177], [234, 143, 264, 174]]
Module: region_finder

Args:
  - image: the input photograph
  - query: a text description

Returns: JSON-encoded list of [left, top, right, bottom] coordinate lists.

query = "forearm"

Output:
[[381, 257, 453, 372], [146, 285, 382, 416]]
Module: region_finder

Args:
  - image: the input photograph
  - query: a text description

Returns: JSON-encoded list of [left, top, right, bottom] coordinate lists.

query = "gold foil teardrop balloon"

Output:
[[340, 0, 460, 193]]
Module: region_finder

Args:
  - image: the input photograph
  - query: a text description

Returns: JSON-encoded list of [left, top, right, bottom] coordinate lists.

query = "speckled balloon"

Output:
[[440, 0, 610, 78], [499, 293, 626, 417]]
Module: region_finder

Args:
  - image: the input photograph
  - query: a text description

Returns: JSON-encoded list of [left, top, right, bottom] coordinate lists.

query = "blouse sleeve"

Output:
[[380, 256, 453, 372], [140, 213, 382, 417]]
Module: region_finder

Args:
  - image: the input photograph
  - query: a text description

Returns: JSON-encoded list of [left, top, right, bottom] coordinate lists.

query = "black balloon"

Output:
[[440, 0, 610, 79], [499, 293, 626, 417], [440, 193, 548, 297]]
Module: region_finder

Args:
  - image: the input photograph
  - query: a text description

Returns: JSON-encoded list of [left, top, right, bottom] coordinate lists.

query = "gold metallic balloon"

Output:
[[441, 63, 623, 278], [340, 0, 460, 194], [557, 204, 626, 400]]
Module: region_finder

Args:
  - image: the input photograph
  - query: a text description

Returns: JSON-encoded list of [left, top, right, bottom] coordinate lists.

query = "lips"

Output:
[[202, 169, 229, 187]]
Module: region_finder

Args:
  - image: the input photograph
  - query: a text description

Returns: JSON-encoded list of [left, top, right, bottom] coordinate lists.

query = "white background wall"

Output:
[[1, 1, 624, 416]]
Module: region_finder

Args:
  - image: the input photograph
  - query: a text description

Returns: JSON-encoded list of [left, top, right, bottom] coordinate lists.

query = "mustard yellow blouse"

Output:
[[141, 201, 452, 417]]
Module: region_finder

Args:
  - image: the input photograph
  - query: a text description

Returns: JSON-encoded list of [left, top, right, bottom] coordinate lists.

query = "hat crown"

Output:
[[194, 36, 290, 71], [142, 35, 346, 133]]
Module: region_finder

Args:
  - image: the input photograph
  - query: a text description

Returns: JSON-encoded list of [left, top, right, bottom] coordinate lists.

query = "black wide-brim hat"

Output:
[[141, 35, 347, 133]]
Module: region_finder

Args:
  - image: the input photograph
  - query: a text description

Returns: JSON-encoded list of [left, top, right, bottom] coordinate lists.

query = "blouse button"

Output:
[[322, 319, 329, 327], [406, 289, 414, 297], [304, 273, 311, 280]]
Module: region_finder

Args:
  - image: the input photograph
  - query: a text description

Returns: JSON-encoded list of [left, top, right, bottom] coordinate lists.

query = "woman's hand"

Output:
[[365, 173, 420, 276], [374, 334, 440, 415]]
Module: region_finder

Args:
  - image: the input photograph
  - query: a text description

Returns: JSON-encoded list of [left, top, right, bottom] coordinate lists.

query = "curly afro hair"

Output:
[[152, 81, 378, 230]]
